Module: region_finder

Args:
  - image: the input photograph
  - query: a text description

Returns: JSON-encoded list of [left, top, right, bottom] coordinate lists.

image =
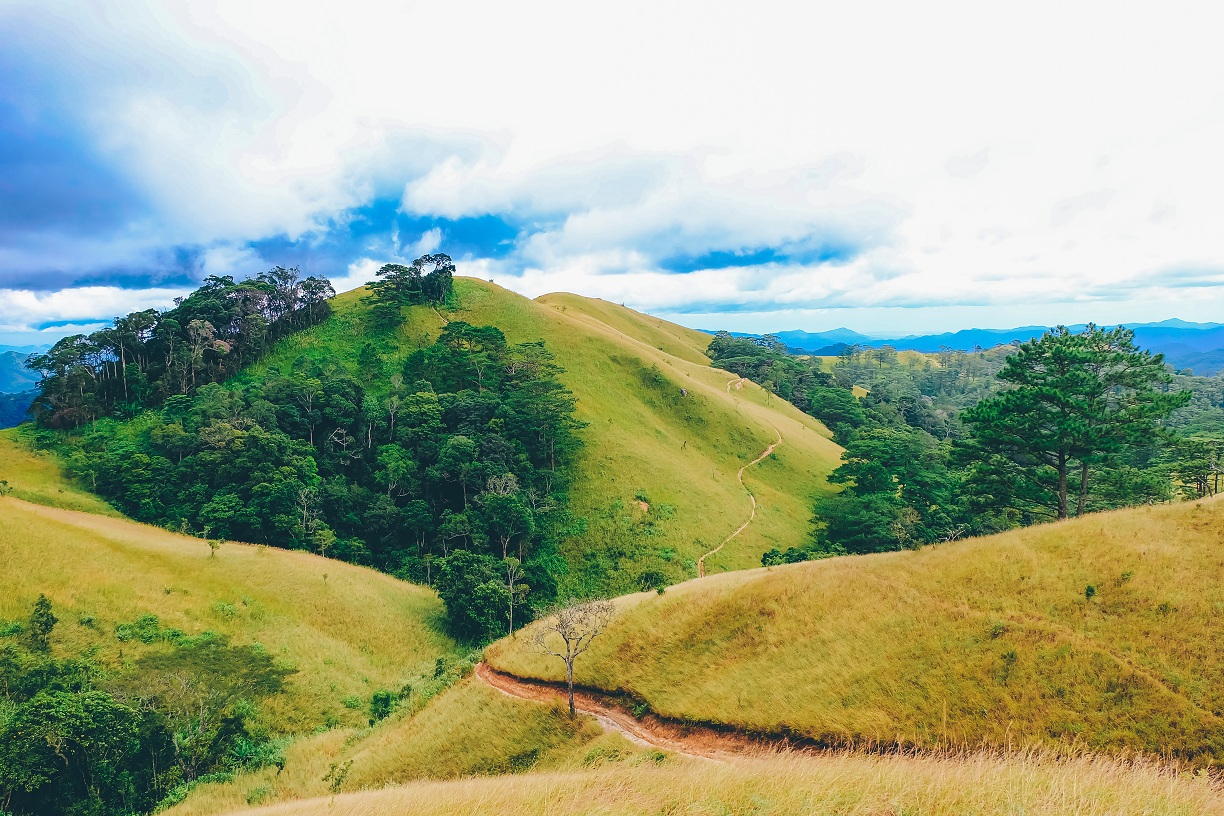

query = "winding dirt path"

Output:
[[697, 424, 783, 578], [475, 663, 749, 761]]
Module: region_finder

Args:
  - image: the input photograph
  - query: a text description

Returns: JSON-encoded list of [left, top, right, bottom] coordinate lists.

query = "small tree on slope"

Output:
[[532, 599, 615, 718]]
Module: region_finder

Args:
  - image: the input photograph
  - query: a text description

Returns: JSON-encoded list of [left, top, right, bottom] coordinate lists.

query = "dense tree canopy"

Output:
[[26, 268, 334, 428], [0, 598, 287, 815], [366, 253, 455, 326], [963, 326, 1190, 519], [812, 426, 957, 553], [713, 327, 1199, 559], [706, 332, 864, 438]]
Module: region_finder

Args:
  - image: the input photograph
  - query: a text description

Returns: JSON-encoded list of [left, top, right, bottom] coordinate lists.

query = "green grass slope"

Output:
[[0, 494, 455, 733], [241, 278, 843, 592], [489, 497, 1224, 763], [0, 427, 121, 514]]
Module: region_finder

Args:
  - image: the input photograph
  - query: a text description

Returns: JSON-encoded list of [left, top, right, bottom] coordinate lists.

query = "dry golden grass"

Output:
[[165, 679, 629, 815], [0, 497, 454, 732], [219, 749, 1224, 816], [490, 497, 1224, 761]]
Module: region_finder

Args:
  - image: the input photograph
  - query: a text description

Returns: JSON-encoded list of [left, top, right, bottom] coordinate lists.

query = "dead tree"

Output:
[[532, 599, 615, 718]]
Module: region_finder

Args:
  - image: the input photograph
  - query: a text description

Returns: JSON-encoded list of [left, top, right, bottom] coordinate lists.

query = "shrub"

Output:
[[370, 690, 396, 722]]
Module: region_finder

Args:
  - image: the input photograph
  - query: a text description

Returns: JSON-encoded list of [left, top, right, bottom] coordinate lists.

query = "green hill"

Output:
[[0, 349, 39, 392], [488, 496, 1224, 763], [0, 278, 845, 812], [0, 428, 628, 813], [6, 284, 1224, 814], [233, 277, 842, 592]]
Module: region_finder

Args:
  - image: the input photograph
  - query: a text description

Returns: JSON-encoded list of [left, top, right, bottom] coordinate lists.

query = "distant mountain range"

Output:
[[0, 350, 39, 393], [720, 320, 1224, 376], [0, 349, 41, 427], [0, 343, 51, 355]]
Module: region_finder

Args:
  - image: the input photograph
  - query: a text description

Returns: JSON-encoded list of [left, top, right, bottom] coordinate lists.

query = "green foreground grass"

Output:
[[218, 750, 1223, 816], [0, 427, 120, 514], [490, 497, 1224, 762]]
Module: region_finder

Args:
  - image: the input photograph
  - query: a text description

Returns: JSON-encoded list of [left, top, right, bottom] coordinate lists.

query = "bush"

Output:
[[370, 690, 397, 722], [115, 613, 163, 643]]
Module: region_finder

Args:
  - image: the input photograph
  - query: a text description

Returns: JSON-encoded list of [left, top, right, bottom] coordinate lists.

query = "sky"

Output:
[[3, 1, 1224, 345]]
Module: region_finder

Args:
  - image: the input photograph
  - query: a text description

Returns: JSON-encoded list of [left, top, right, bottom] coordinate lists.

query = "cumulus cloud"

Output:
[[0, 286, 191, 332], [5, 0, 1224, 335]]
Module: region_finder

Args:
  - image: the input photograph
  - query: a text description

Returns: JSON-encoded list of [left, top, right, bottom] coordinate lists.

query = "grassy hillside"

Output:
[[165, 679, 634, 814], [1, 417, 623, 812], [0, 493, 456, 733], [240, 278, 842, 592], [0, 427, 120, 514], [211, 750, 1222, 816], [489, 497, 1224, 762]]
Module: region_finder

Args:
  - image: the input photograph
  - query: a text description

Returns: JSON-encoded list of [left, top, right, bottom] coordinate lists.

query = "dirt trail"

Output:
[[697, 418, 783, 578], [475, 663, 752, 761]]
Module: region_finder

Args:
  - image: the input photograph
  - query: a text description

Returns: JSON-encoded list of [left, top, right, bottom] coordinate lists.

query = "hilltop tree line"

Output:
[[365, 253, 455, 327], [710, 327, 1208, 561], [27, 267, 335, 428], [36, 264, 580, 643]]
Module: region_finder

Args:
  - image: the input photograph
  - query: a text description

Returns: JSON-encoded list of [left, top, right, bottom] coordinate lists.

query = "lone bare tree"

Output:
[[532, 599, 615, 718]]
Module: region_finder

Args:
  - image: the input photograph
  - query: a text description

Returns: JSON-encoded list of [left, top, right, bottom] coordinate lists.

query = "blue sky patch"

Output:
[[659, 240, 862, 273]]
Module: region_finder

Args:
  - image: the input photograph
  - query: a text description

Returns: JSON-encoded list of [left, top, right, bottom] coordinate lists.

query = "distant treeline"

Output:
[[27, 267, 336, 428], [709, 329, 1216, 563]]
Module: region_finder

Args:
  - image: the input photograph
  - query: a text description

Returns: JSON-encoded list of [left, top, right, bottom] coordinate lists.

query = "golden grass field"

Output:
[[489, 496, 1224, 762], [214, 750, 1224, 816], [0, 462, 455, 732]]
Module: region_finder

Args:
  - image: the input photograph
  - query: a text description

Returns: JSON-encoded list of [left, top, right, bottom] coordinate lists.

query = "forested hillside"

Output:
[[709, 329, 1215, 561], [19, 265, 840, 645], [0, 452, 458, 810]]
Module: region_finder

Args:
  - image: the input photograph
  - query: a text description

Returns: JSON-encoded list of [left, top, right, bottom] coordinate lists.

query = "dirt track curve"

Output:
[[697, 389, 783, 577], [475, 663, 756, 761]]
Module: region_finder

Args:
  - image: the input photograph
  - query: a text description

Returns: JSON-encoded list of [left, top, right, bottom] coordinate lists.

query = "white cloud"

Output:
[[409, 228, 443, 258], [0, 286, 190, 332], [329, 258, 382, 296], [8, 0, 1224, 331]]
